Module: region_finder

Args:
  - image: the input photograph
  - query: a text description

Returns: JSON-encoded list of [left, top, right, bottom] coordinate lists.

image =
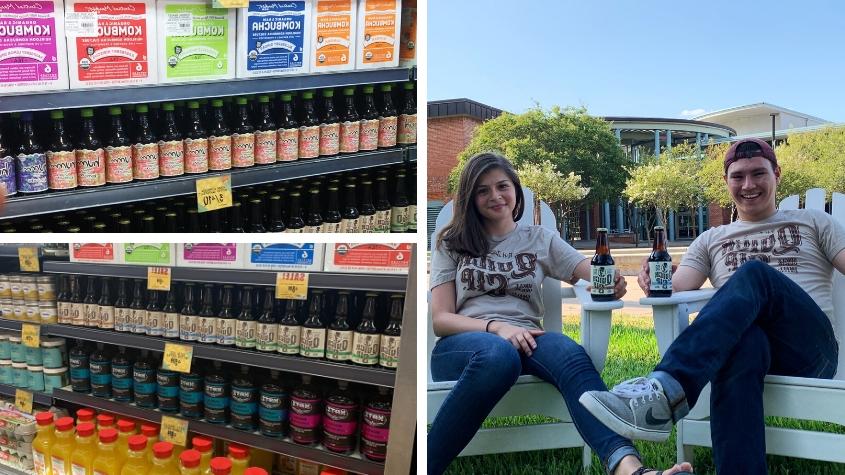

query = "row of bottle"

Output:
[[0, 82, 416, 196], [66, 346, 392, 459], [31, 410, 307, 475], [0, 163, 417, 233], [589, 226, 672, 301], [58, 277, 404, 369]]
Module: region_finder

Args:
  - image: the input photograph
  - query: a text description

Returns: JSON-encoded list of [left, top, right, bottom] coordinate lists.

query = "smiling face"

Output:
[[473, 167, 517, 227], [724, 156, 780, 221]]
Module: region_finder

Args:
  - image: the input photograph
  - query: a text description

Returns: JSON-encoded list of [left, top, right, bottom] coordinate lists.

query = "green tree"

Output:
[[517, 160, 590, 235]]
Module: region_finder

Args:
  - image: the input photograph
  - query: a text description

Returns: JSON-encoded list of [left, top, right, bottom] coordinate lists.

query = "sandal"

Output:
[[631, 469, 693, 475]]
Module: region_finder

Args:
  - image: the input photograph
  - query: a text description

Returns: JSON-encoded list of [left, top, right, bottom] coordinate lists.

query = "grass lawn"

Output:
[[440, 314, 845, 474]]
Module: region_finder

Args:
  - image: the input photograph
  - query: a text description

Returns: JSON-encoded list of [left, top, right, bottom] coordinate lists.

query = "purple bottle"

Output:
[[14, 112, 48, 194], [0, 116, 15, 196]]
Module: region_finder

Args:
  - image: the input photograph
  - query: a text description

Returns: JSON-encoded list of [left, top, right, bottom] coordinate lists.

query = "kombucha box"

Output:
[[323, 243, 410, 274], [243, 243, 324, 271], [309, 0, 355, 72], [69, 243, 122, 263], [236, 0, 311, 78], [355, 0, 399, 69], [157, 0, 236, 83], [176, 243, 245, 268], [121, 243, 176, 265], [0, 0, 70, 93]]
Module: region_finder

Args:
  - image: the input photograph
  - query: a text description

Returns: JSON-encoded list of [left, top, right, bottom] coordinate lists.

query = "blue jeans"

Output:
[[652, 260, 839, 475], [428, 331, 639, 475]]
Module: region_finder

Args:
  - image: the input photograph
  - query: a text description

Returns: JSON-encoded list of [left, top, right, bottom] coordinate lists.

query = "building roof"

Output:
[[603, 116, 736, 136], [428, 98, 503, 121], [693, 102, 830, 124]]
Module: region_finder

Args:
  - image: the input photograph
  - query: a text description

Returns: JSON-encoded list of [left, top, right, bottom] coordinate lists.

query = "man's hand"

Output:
[[489, 321, 545, 357], [638, 256, 678, 295]]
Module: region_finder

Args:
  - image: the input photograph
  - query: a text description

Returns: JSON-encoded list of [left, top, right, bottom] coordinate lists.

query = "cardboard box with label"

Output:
[[323, 243, 410, 274], [244, 243, 324, 271], [355, 0, 399, 70], [177, 243, 245, 268], [310, 0, 356, 72], [157, 0, 236, 83], [69, 243, 122, 264], [121, 243, 176, 266], [236, 0, 312, 78], [0, 0, 70, 94]]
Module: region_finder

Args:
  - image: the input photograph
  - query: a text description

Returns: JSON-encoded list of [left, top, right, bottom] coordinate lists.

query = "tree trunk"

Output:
[[533, 197, 542, 225]]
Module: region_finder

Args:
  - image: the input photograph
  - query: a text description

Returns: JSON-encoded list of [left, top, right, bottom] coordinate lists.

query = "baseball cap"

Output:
[[724, 138, 777, 173]]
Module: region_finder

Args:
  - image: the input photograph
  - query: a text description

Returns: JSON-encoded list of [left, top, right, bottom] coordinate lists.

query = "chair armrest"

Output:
[[573, 280, 625, 311], [571, 280, 621, 372], [639, 289, 717, 357], [639, 288, 717, 306]]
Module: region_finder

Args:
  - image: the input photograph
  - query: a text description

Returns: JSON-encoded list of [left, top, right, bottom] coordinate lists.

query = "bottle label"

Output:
[[58, 301, 71, 324], [0, 155, 15, 195], [180, 314, 198, 341], [320, 221, 341, 233], [71, 302, 85, 325], [340, 218, 357, 234], [257, 322, 278, 352], [304, 225, 321, 233], [352, 332, 380, 365], [323, 401, 358, 452], [76, 148, 106, 186], [131, 308, 147, 333], [590, 265, 616, 296], [649, 261, 673, 292], [146, 310, 164, 336], [277, 128, 299, 161], [359, 214, 376, 234], [362, 405, 391, 460], [164, 312, 180, 338], [46, 150, 78, 190], [300, 327, 325, 358], [378, 116, 398, 148], [85, 302, 99, 326], [209, 135, 232, 170], [375, 209, 391, 233], [33, 450, 47, 475], [115, 307, 132, 332], [276, 324, 300, 354], [184, 138, 209, 174], [198, 316, 217, 343], [235, 320, 257, 348], [105, 145, 133, 183], [232, 132, 255, 167], [340, 121, 360, 153], [158, 140, 185, 176], [359, 119, 379, 150], [397, 113, 417, 144], [15, 152, 49, 193], [408, 204, 417, 229], [390, 206, 408, 232], [216, 318, 236, 345], [326, 330, 352, 361], [132, 142, 159, 180], [51, 457, 66, 475], [298, 126, 320, 159], [380, 335, 401, 368], [254, 130, 277, 164], [98, 305, 114, 329], [319, 122, 340, 156], [290, 396, 321, 444]]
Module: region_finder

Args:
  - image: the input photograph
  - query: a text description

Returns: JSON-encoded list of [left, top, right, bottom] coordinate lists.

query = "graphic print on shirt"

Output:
[[457, 250, 537, 302], [718, 223, 802, 273]]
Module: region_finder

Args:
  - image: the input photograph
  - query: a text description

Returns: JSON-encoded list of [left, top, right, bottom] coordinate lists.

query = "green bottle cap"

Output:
[[281, 93, 293, 101], [212, 99, 224, 107], [109, 106, 122, 116], [188, 101, 200, 109], [343, 87, 355, 96], [258, 95, 270, 103], [136, 104, 149, 113], [322, 89, 334, 97], [404, 82, 414, 90], [380, 84, 392, 92], [236, 97, 248, 105], [80, 108, 94, 118], [363, 85, 374, 93], [50, 110, 64, 119], [162, 103, 175, 111], [302, 91, 314, 99]]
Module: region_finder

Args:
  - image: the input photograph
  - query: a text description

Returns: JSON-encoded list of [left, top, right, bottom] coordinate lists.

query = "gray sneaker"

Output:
[[579, 377, 674, 442]]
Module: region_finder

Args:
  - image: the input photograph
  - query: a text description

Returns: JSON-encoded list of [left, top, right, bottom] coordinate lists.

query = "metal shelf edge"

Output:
[[0, 383, 53, 407], [0, 319, 23, 331]]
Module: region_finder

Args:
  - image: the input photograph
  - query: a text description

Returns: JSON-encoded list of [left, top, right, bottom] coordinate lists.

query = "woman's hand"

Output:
[[489, 321, 544, 356]]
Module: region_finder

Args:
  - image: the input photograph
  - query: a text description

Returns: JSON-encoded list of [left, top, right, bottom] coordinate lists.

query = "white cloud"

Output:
[[680, 108, 708, 118]]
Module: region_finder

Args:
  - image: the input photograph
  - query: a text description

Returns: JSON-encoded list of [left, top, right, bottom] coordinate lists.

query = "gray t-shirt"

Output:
[[430, 224, 587, 330], [681, 209, 845, 341]]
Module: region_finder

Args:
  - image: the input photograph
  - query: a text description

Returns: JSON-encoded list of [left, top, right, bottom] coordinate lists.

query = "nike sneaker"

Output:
[[579, 377, 674, 442]]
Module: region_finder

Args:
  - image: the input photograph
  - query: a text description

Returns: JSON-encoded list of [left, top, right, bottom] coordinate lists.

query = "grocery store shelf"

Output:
[[0, 383, 53, 407], [2, 147, 411, 219], [42, 261, 408, 293], [406, 145, 416, 162], [52, 388, 385, 475], [0, 68, 412, 113], [0, 319, 22, 331], [44, 325, 396, 387]]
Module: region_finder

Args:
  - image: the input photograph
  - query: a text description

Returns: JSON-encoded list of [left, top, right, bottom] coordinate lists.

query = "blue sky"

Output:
[[428, 0, 845, 122]]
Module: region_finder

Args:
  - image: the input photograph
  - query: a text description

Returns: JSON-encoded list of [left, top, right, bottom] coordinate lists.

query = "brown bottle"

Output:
[[352, 293, 380, 366], [590, 228, 615, 301], [379, 294, 403, 369], [648, 226, 672, 297], [326, 291, 352, 362], [300, 291, 325, 359]]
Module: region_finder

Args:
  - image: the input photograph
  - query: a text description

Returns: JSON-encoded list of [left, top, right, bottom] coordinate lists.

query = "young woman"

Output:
[[428, 152, 693, 475]]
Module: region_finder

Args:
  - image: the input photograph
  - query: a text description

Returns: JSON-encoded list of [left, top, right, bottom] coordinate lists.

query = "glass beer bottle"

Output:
[[590, 228, 615, 302], [648, 226, 672, 297]]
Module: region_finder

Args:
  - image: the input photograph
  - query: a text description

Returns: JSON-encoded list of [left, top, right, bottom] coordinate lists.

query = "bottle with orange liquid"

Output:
[[31, 412, 55, 475]]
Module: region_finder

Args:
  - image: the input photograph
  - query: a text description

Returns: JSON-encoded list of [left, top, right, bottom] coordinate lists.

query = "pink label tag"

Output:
[[105, 145, 133, 183], [232, 133, 255, 167], [378, 116, 397, 148], [254, 130, 276, 164], [76, 148, 105, 186], [277, 128, 298, 161], [184, 138, 209, 174], [209, 136, 232, 170], [132, 142, 159, 179], [47, 150, 77, 190], [158, 140, 184, 176]]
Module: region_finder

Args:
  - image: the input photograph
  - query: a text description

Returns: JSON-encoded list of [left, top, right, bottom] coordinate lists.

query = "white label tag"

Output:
[[590, 265, 616, 295], [649, 261, 673, 291], [65, 12, 98, 37], [166, 12, 193, 36]]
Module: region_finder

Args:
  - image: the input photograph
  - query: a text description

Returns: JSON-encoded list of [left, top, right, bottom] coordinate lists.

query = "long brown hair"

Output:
[[436, 152, 525, 257]]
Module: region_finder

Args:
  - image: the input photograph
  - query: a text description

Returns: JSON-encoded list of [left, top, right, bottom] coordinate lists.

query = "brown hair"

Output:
[[436, 152, 525, 257]]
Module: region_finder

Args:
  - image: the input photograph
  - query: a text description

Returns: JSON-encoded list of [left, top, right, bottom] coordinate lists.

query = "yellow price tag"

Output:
[[160, 415, 188, 447], [196, 175, 233, 213], [212, 0, 247, 7], [275, 272, 309, 300], [15, 389, 33, 414], [162, 343, 193, 373], [18, 247, 39, 272], [147, 267, 172, 291], [21, 323, 40, 348]]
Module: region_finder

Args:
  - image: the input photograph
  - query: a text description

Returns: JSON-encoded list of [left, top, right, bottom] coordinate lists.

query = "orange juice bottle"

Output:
[[242, 469, 267, 475], [96, 414, 115, 433], [120, 435, 149, 475], [140, 423, 159, 462], [71, 422, 97, 475], [226, 444, 249, 475], [179, 449, 201, 475], [151, 441, 179, 475], [50, 417, 76, 475], [115, 419, 136, 465], [77, 408, 97, 426], [190, 437, 213, 474], [92, 428, 122, 475], [210, 457, 231, 475], [32, 411, 55, 475]]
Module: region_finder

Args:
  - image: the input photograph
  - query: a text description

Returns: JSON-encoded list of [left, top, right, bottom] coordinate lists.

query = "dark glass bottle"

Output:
[[133, 105, 159, 182], [57, 275, 71, 324], [97, 277, 114, 330], [248, 198, 266, 233], [184, 101, 209, 175], [319, 89, 340, 156], [407, 166, 417, 232], [258, 370, 287, 437], [111, 347, 133, 402], [215, 285, 236, 346], [232, 97, 255, 168], [0, 116, 15, 196], [186, 209, 201, 233], [158, 103, 185, 177], [235, 286, 256, 349], [133, 350, 158, 408], [377, 84, 398, 148], [15, 112, 48, 194], [590, 228, 616, 302], [83, 276, 99, 328], [326, 291, 352, 362], [379, 294, 403, 369], [209, 99, 232, 171], [300, 291, 325, 360], [339, 87, 360, 154], [145, 290, 163, 337], [180, 284, 199, 342], [162, 287, 180, 339], [105, 106, 133, 184], [361, 386, 392, 461], [304, 188, 323, 232], [254, 95, 277, 164], [298, 91, 320, 159], [321, 185, 342, 233], [69, 339, 91, 393], [276, 93, 299, 162], [268, 195, 286, 233], [647, 226, 673, 298], [130, 279, 146, 334], [323, 380, 358, 454], [45, 110, 77, 191], [341, 183, 359, 233], [164, 212, 178, 232], [359, 179, 377, 233], [391, 172, 409, 233], [90, 343, 112, 398], [204, 360, 229, 424], [276, 300, 301, 356], [397, 82, 417, 145], [359, 85, 380, 151], [198, 284, 217, 344], [114, 278, 131, 332], [229, 202, 245, 233], [256, 287, 278, 352], [352, 293, 380, 366], [179, 367, 204, 420], [290, 374, 321, 446], [286, 191, 305, 233], [374, 175, 391, 233], [230, 366, 257, 431]]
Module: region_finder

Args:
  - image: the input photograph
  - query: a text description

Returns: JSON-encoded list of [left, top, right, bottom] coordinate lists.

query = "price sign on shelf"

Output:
[[147, 267, 172, 291], [15, 389, 33, 414], [195, 175, 233, 213], [212, 0, 248, 7], [18, 247, 39, 272], [160, 415, 188, 447], [162, 342, 193, 373], [275, 272, 309, 300], [22, 323, 40, 348]]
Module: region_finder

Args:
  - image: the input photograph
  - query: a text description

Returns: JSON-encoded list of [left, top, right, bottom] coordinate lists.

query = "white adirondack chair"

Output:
[[427, 188, 622, 468], [640, 188, 845, 465]]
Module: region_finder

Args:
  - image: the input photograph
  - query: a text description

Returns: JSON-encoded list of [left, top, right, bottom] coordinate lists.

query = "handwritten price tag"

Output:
[[196, 175, 233, 213], [147, 267, 172, 291], [22, 324, 40, 348], [212, 0, 248, 7], [15, 389, 33, 414], [275, 272, 309, 300], [162, 342, 193, 373], [18, 248, 39, 272], [160, 415, 188, 447]]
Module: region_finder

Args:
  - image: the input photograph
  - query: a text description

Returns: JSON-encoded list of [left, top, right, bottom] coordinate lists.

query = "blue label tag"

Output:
[[245, 1, 306, 72], [249, 243, 315, 265]]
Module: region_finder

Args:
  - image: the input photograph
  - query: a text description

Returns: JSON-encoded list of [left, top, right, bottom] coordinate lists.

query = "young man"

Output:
[[579, 138, 845, 474]]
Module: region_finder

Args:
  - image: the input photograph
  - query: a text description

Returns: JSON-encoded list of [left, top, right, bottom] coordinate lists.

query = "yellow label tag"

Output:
[[212, 0, 247, 7], [160, 415, 188, 447], [162, 342, 193, 373], [275, 272, 309, 300], [147, 267, 172, 291], [196, 175, 233, 213], [15, 389, 33, 414], [22, 323, 40, 348], [18, 247, 39, 272]]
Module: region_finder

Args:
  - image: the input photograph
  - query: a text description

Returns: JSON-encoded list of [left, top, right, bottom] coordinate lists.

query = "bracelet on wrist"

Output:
[[485, 320, 493, 333]]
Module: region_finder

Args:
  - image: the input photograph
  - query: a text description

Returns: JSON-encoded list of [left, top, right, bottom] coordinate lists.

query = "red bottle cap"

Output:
[[320, 469, 347, 475], [97, 414, 115, 427], [153, 441, 174, 458], [227, 444, 249, 459], [76, 422, 95, 437], [76, 408, 96, 422], [210, 457, 232, 475], [117, 419, 136, 433], [180, 449, 201, 468], [191, 436, 213, 453], [35, 412, 54, 426], [140, 422, 159, 437], [55, 417, 74, 431], [244, 469, 268, 475], [99, 428, 118, 443], [128, 435, 147, 451]]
